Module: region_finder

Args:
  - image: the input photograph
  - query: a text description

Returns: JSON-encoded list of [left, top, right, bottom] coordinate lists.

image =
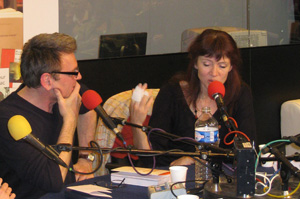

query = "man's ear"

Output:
[[40, 73, 53, 91]]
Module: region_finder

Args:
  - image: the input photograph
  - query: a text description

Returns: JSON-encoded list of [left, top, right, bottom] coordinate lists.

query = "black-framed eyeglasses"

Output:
[[50, 71, 79, 78], [93, 178, 126, 189]]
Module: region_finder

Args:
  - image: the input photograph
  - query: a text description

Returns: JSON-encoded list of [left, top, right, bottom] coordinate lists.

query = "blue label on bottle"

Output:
[[195, 127, 218, 143]]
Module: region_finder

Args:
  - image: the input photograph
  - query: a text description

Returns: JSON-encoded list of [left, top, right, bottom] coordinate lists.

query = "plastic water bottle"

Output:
[[194, 107, 219, 187]]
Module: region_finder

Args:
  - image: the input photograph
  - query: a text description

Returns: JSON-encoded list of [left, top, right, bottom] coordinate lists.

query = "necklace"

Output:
[[194, 107, 200, 119], [194, 109, 198, 119], [194, 97, 206, 119]]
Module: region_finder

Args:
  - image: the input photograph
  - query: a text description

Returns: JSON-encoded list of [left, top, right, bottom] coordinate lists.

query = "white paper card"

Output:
[[67, 184, 112, 198], [0, 68, 9, 87]]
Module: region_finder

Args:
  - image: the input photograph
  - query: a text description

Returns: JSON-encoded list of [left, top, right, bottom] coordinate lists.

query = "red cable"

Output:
[[228, 117, 238, 128], [224, 130, 251, 145], [223, 117, 250, 145], [256, 178, 263, 183]]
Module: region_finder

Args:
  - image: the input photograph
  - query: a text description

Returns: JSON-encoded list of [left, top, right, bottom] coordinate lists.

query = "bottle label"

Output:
[[195, 127, 219, 143]]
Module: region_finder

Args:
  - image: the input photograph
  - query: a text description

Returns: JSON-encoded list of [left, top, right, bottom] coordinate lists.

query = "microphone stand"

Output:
[[111, 117, 231, 196], [214, 101, 255, 197], [109, 110, 299, 197], [111, 117, 232, 154], [55, 145, 235, 159], [113, 116, 300, 198], [55, 143, 234, 180], [262, 137, 300, 197], [262, 134, 300, 178], [259, 134, 300, 197]]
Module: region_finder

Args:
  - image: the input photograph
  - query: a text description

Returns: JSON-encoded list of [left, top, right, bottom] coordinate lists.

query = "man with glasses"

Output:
[[0, 33, 97, 199]]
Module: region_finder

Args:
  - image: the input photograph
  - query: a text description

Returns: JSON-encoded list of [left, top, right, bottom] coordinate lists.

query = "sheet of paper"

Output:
[[67, 184, 112, 198], [0, 68, 9, 87]]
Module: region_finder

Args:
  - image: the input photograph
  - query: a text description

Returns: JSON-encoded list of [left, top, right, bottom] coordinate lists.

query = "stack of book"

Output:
[[111, 166, 171, 187]]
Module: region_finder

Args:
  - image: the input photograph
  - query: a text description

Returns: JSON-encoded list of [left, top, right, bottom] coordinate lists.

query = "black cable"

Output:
[[170, 180, 207, 198]]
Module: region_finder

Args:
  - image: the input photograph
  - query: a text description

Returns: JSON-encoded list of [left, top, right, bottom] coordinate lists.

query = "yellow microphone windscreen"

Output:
[[8, 115, 32, 141]]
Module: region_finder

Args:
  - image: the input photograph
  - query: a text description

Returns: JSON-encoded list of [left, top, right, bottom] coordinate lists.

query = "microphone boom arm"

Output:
[[110, 117, 232, 154]]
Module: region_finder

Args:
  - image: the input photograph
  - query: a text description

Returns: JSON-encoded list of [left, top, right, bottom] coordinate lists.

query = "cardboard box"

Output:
[[181, 26, 267, 51], [0, 17, 23, 67]]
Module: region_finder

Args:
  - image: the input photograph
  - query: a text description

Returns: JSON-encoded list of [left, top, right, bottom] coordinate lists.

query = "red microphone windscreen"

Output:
[[82, 90, 103, 110], [208, 81, 225, 99]]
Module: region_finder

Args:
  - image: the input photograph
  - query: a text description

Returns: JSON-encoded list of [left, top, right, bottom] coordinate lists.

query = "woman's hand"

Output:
[[170, 156, 195, 166], [130, 83, 153, 149], [130, 83, 153, 125]]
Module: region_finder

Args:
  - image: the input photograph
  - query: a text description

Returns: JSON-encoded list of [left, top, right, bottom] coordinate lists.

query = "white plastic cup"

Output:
[[177, 194, 199, 199], [169, 166, 188, 186]]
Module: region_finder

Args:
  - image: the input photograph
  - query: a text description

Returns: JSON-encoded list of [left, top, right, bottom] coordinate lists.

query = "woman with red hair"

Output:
[[145, 29, 256, 166]]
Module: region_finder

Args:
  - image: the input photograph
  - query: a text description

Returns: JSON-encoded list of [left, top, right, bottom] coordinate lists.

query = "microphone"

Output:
[[81, 90, 125, 143], [208, 81, 226, 110], [208, 81, 229, 122], [8, 115, 68, 168], [208, 81, 240, 132]]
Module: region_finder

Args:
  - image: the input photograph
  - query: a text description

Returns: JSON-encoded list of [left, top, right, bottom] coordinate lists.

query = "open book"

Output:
[[111, 166, 171, 187]]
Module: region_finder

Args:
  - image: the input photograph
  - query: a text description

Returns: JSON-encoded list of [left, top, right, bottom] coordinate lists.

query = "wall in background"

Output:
[[59, 0, 293, 60], [23, 0, 58, 43]]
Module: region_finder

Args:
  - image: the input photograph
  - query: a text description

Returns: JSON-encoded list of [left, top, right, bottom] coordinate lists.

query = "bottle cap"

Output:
[[201, 106, 210, 113]]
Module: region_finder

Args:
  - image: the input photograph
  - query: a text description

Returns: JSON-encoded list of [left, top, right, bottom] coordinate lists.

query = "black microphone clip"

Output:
[[111, 117, 126, 126], [110, 117, 152, 132], [289, 136, 300, 147]]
